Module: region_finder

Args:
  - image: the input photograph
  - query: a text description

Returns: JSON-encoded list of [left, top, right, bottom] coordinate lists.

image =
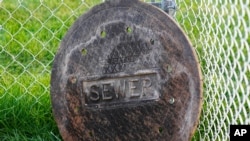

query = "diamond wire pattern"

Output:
[[174, 0, 250, 140], [0, 0, 249, 140]]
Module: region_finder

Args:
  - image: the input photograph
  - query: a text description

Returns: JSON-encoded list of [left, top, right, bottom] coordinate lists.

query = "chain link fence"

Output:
[[0, 0, 249, 140]]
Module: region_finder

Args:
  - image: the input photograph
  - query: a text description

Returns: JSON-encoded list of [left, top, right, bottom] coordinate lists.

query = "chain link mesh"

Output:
[[0, 0, 249, 140], [174, 0, 250, 140]]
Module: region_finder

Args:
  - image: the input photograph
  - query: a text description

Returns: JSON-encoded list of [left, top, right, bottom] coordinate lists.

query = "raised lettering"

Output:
[[82, 70, 159, 108], [142, 77, 152, 96], [129, 79, 140, 97], [114, 79, 126, 98], [102, 83, 113, 100], [89, 85, 100, 101]]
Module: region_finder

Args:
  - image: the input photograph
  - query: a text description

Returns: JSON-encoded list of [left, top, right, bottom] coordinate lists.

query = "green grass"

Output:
[[0, 0, 103, 140]]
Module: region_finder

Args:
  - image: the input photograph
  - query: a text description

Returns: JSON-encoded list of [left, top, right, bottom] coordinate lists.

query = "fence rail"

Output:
[[0, 0, 249, 140]]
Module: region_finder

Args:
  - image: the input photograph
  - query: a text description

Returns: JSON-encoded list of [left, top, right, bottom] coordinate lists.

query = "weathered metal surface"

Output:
[[50, 0, 202, 140]]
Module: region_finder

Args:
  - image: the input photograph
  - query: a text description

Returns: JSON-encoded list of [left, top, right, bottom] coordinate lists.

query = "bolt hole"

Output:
[[70, 77, 77, 84], [81, 48, 87, 56], [74, 107, 79, 113], [126, 27, 132, 33], [169, 98, 175, 104], [159, 127, 163, 133], [89, 131, 93, 137], [150, 39, 154, 45], [167, 65, 172, 73], [100, 31, 106, 38]]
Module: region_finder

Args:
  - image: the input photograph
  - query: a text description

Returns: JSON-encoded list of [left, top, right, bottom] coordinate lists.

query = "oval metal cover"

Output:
[[51, 0, 202, 140]]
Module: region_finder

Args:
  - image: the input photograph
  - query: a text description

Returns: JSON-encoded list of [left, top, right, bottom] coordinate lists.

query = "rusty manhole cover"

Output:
[[51, 0, 202, 140]]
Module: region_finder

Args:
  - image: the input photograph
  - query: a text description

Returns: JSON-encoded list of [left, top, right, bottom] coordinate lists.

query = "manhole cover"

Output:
[[51, 0, 202, 140]]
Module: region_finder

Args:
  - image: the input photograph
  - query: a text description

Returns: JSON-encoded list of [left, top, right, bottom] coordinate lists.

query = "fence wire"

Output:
[[0, 0, 249, 140]]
